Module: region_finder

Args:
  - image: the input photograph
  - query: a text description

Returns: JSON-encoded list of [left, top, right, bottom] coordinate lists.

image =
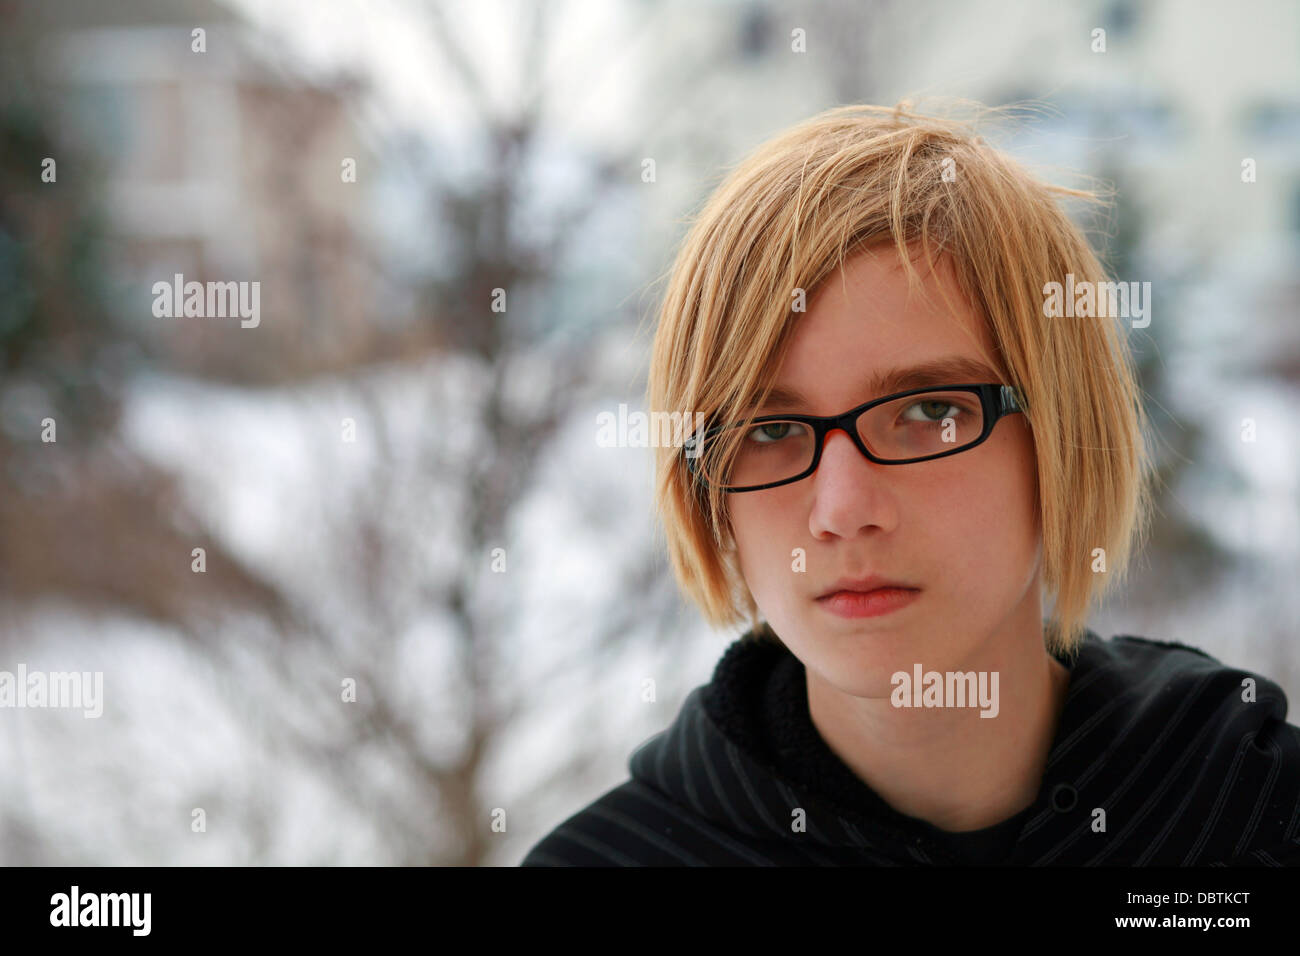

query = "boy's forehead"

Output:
[[746, 250, 1001, 412], [812, 243, 965, 314]]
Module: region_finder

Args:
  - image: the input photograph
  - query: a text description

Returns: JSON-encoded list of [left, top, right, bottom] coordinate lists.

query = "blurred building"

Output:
[[19, 0, 390, 383]]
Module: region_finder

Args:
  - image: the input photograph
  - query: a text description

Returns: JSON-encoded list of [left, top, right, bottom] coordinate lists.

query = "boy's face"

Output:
[[727, 245, 1043, 697]]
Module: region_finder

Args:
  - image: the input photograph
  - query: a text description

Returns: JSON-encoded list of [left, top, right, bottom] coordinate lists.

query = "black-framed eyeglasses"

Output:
[[683, 383, 1027, 493]]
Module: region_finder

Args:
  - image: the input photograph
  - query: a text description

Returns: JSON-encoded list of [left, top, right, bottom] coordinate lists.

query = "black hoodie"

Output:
[[521, 628, 1300, 866]]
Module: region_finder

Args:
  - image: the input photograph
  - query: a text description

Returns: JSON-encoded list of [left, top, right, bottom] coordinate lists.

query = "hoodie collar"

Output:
[[627, 628, 1297, 865]]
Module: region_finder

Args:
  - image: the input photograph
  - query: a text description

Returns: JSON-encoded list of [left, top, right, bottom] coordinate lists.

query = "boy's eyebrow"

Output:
[[753, 356, 1003, 411]]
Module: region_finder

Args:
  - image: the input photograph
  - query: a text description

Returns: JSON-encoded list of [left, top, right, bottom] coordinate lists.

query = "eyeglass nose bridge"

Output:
[[808, 411, 895, 471]]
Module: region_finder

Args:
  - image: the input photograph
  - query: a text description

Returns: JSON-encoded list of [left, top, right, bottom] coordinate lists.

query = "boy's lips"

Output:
[[816, 580, 922, 619], [816, 575, 919, 600]]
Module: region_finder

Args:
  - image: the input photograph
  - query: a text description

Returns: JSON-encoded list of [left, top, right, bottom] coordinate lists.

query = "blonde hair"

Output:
[[645, 101, 1154, 656]]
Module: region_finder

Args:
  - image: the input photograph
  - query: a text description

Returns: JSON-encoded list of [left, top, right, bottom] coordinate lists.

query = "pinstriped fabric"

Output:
[[580, 801, 708, 865], [1128, 698, 1253, 865], [1235, 728, 1285, 856], [717, 734, 786, 836], [1032, 665, 1221, 864], [1285, 763, 1300, 844], [522, 631, 1300, 866], [544, 821, 643, 866], [1009, 638, 1300, 867]]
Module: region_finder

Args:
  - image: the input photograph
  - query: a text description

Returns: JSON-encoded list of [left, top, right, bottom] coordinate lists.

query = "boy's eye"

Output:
[[905, 400, 958, 422], [749, 422, 794, 443]]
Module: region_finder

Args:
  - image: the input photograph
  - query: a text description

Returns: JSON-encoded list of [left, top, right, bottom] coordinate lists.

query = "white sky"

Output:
[[224, 0, 640, 144]]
